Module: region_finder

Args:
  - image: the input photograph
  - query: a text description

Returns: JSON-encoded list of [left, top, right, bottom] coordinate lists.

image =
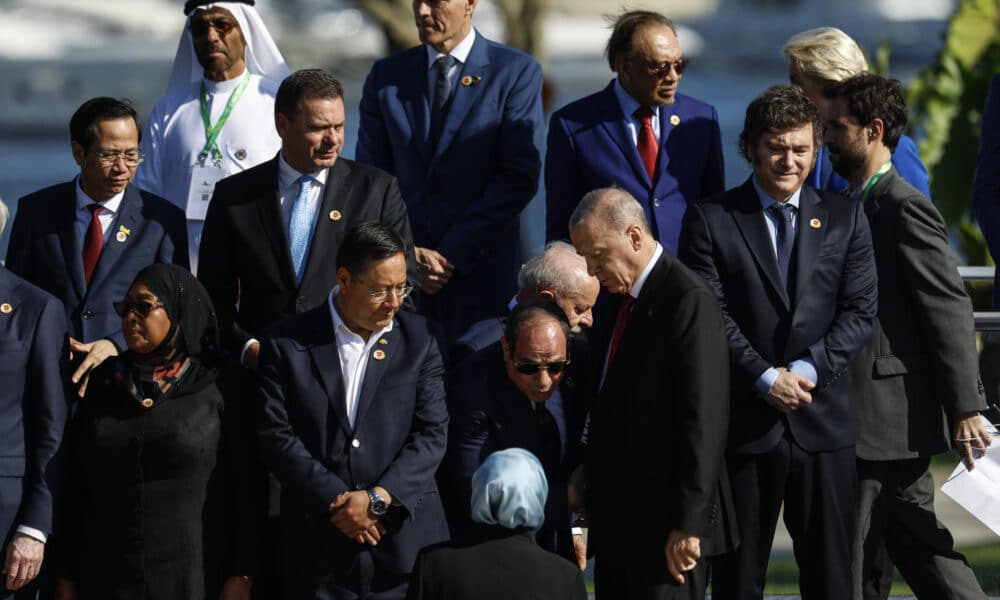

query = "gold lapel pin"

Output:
[[116, 231, 128, 243], [234, 148, 247, 160], [0, 303, 12, 314], [141, 398, 154, 408], [809, 218, 822, 229], [670, 114, 681, 126], [373, 349, 386, 361], [329, 210, 342, 221], [378, 338, 388, 345]]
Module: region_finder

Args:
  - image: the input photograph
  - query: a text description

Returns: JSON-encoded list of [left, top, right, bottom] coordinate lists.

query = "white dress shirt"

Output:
[[75, 178, 125, 249], [613, 78, 661, 145], [426, 28, 477, 94]]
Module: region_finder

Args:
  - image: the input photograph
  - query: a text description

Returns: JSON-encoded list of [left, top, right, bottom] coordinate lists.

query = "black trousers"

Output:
[[711, 437, 855, 600], [595, 557, 708, 600], [854, 457, 986, 600]]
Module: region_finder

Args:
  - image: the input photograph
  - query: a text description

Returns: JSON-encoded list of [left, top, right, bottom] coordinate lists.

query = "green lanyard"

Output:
[[199, 70, 251, 166], [860, 160, 893, 204]]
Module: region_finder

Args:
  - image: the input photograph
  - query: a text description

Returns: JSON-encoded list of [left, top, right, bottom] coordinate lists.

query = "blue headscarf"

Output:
[[470, 448, 548, 530]]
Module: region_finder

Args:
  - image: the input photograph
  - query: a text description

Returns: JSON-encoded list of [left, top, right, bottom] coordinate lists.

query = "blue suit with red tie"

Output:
[[545, 80, 725, 254]]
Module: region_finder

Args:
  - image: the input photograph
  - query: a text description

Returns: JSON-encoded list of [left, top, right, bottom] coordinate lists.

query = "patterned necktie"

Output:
[[634, 106, 659, 181], [82, 203, 104, 285], [288, 175, 315, 283], [430, 55, 453, 145], [607, 294, 635, 367], [769, 203, 796, 287]]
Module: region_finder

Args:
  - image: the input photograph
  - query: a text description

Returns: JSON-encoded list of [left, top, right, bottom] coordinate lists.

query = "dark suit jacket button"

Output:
[[297, 296, 304, 304], [82, 310, 94, 319]]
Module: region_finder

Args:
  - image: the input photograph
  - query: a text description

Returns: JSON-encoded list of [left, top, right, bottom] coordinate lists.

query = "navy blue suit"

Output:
[[356, 32, 545, 343], [7, 182, 188, 349], [680, 180, 877, 600], [975, 74, 1000, 309], [545, 82, 725, 253], [0, 268, 70, 598], [256, 306, 450, 599]]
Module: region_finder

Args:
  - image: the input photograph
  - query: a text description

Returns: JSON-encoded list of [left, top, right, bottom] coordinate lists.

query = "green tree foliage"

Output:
[[907, 0, 1000, 266]]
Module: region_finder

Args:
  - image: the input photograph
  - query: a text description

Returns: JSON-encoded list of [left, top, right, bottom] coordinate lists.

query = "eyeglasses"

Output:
[[93, 150, 144, 167], [638, 58, 688, 78], [367, 284, 414, 303], [113, 299, 165, 319], [514, 360, 571, 376], [190, 18, 238, 36]]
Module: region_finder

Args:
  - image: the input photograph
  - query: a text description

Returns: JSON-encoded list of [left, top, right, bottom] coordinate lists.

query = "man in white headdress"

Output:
[[135, 0, 289, 272]]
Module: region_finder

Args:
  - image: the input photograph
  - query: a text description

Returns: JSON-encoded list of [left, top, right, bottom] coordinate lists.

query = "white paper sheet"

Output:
[[941, 416, 1000, 537]]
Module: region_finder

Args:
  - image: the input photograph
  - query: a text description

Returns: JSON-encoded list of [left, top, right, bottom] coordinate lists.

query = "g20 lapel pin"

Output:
[[669, 114, 681, 126], [0, 303, 12, 314], [460, 74, 483, 87], [116, 225, 131, 243], [329, 210, 342, 221], [809, 218, 822, 229], [373, 349, 386, 361]]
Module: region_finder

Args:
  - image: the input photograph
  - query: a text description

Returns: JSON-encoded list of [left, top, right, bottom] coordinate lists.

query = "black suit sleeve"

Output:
[[441, 368, 493, 539], [199, 184, 250, 357], [806, 201, 877, 387], [155, 199, 190, 271], [670, 285, 730, 535], [6, 201, 32, 282], [378, 176, 421, 293], [895, 195, 985, 416], [679, 204, 773, 385], [219, 382, 259, 578]]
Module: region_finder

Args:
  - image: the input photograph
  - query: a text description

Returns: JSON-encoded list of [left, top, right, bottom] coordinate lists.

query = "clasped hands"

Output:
[[765, 367, 814, 413], [415, 247, 454, 295], [328, 488, 391, 546], [664, 530, 700, 585]]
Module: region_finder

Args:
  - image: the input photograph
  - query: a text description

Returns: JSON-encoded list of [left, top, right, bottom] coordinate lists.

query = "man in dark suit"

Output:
[[444, 301, 592, 568], [198, 69, 416, 368], [546, 10, 724, 252], [257, 223, 449, 599], [975, 73, 1000, 311], [0, 200, 70, 598], [823, 74, 990, 600], [679, 85, 877, 600], [7, 97, 188, 396], [569, 188, 734, 599], [356, 0, 544, 345]]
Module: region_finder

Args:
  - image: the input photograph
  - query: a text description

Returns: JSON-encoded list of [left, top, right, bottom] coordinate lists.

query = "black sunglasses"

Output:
[[190, 18, 237, 36], [113, 299, 165, 319], [641, 58, 688, 78], [514, 360, 571, 376]]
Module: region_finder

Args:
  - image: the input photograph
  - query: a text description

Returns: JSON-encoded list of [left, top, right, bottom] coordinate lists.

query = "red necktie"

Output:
[[606, 294, 635, 367], [82, 203, 104, 285], [634, 106, 659, 181]]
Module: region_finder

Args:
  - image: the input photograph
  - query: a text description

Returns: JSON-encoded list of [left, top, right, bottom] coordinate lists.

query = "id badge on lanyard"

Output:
[[186, 164, 226, 221]]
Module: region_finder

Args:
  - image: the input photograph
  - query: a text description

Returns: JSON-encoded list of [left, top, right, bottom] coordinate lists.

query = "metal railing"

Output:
[[961, 266, 1000, 331]]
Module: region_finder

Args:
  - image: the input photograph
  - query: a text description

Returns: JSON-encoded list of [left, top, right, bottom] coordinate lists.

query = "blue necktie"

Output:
[[430, 55, 453, 146], [769, 203, 796, 288], [289, 175, 315, 283]]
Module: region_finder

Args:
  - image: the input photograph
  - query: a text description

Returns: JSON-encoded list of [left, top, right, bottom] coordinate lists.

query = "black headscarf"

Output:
[[122, 264, 220, 404]]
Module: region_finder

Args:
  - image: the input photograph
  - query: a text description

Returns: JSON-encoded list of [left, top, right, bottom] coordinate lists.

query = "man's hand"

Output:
[[329, 488, 393, 545], [664, 530, 700, 585], [572, 532, 587, 571], [3, 533, 43, 591], [414, 246, 455, 295], [765, 368, 814, 413], [219, 575, 252, 600], [69, 338, 118, 398], [242, 341, 261, 371], [954, 412, 993, 470]]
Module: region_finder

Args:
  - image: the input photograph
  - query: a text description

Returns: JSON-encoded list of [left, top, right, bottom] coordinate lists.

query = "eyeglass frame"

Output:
[[633, 58, 688, 78], [366, 284, 415, 303], [189, 17, 238, 37], [92, 150, 145, 167], [113, 298, 166, 319], [512, 359, 572, 376]]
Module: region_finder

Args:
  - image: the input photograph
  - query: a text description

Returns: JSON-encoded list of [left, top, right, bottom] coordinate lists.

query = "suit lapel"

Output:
[[601, 257, 664, 395], [301, 160, 349, 287], [256, 156, 298, 289], [792, 186, 828, 310], [596, 82, 652, 188], [59, 183, 87, 301], [731, 179, 790, 309], [87, 186, 140, 294], [352, 327, 395, 431], [307, 310, 352, 436], [404, 48, 433, 165], [432, 33, 491, 164], [652, 102, 678, 192]]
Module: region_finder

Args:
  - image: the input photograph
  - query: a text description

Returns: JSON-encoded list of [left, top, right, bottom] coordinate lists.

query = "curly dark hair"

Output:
[[822, 74, 907, 151], [738, 85, 822, 162]]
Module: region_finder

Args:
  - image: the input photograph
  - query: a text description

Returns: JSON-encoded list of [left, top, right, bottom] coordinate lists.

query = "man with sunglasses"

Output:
[[134, 0, 288, 273], [7, 97, 187, 400], [443, 301, 592, 569], [545, 9, 724, 256]]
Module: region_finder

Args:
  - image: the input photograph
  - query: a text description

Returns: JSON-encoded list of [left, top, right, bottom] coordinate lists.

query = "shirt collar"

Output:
[[426, 28, 477, 69], [75, 177, 125, 215], [629, 242, 663, 300], [327, 286, 395, 341], [278, 152, 330, 190], [752, 175, 802, 211], [613, 78, 652, 121], [201, 68, 248, 94]]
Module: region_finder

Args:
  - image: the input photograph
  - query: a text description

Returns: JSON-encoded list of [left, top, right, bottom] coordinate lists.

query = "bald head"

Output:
[[518, 241, 599, 330], [568, 188, 656, 295]]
